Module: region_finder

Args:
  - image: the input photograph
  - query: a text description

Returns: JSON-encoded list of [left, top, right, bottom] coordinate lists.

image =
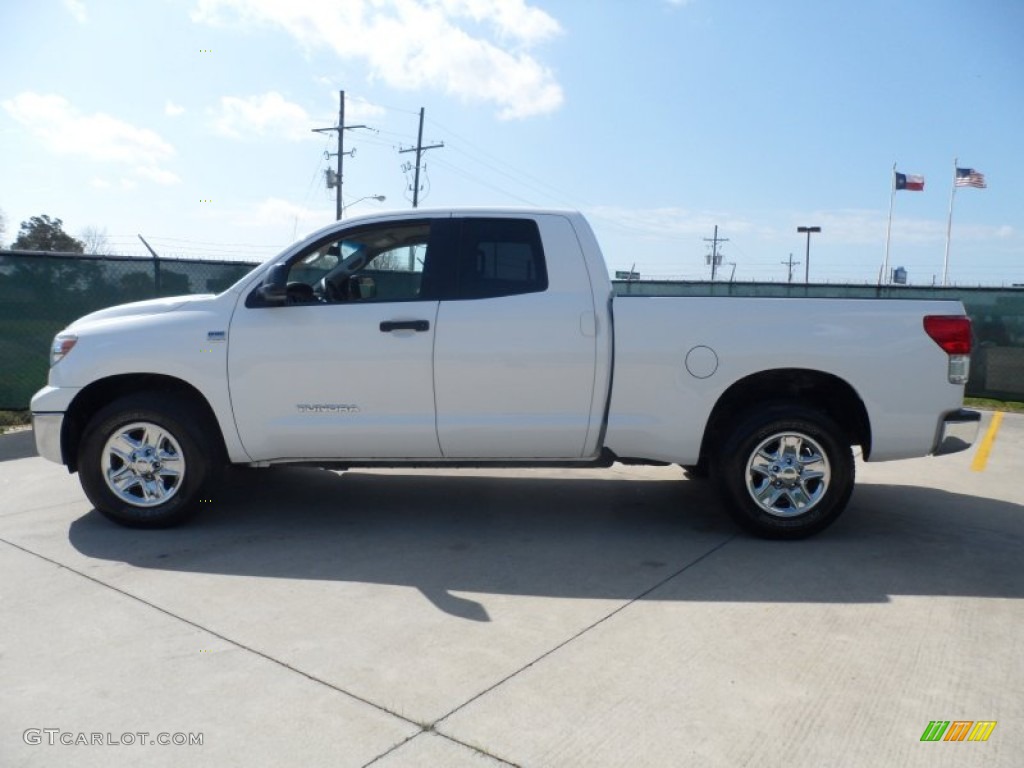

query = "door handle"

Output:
[[380, 320, 430, 333]]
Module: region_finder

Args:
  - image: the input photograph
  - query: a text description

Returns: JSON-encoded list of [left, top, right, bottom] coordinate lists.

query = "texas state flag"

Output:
[[895, 172, 925, 191]]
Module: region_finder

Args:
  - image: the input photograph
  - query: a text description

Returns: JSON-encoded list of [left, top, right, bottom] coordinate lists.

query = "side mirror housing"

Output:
[[259, 263, 289, 304]]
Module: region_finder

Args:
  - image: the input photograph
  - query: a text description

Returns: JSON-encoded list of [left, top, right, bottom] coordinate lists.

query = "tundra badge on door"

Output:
[[296, 404, 361, 414]]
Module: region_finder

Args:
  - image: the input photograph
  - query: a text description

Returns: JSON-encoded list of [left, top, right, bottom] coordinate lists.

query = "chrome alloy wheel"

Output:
[[100, 422, 186, 507], [745, 431, 831, 517]]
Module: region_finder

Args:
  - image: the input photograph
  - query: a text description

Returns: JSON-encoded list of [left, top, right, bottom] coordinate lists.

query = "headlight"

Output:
[[50, 334, 78, 366]]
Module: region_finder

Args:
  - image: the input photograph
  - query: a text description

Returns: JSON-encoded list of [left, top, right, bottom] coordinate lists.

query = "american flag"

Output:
[[955, 167, 987, 188]]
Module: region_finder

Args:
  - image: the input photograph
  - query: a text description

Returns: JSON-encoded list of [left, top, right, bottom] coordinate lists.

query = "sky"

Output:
[[2, 0, 1023, 286]]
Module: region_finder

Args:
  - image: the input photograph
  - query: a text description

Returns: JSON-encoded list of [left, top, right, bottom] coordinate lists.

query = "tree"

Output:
[[12, 215, 85, 253], [81, 226, 114, 255], [0, 207, 7, 247]]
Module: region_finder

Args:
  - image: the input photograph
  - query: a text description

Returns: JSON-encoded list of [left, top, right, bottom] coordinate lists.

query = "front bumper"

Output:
[[932, 408, 982, 456], [31, 412, 65, 464]]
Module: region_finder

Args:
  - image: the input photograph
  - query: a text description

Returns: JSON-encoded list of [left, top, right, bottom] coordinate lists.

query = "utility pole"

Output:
[[781, 253, 801, 283], [312, 90, 368, 220], [704, 226, 729, 281], [398, 107, 444, 208]]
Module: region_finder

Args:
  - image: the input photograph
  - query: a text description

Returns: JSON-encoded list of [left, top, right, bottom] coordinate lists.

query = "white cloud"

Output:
[[165, 100, 186, 117], [206, 197, 332, 231], [64, 0, 87, 23], [587, 205, 760, 240], [192, 0, 563, 120], [134, 166, 181, 185], [342, 94, 387, 121], [91, 177, 144, 191], [798, 209, 941, 246], [254, 197, 330, 223], [2, 92, 177, 185], [205, 197, 333, 241], [787, 209, 1015, 246], [437, 0, 561, 45], [213, 91, 314, 140]]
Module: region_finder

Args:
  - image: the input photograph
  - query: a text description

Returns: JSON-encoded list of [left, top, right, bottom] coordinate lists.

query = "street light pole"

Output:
[[797, 226, 821, 285], [340, 195, 386, 216]]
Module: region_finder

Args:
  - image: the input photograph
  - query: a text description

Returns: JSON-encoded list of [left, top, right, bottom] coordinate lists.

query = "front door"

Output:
[[228, 218, 449, 461]]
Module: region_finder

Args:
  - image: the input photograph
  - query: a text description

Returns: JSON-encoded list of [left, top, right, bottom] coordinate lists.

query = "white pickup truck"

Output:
[[31, 209, 980, 538]]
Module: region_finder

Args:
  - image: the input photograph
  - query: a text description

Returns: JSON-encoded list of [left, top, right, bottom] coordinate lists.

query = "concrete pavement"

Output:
[[1, 413, 1021, 767]]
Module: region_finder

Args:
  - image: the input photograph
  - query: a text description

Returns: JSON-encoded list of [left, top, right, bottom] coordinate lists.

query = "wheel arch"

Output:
[[62, 374, 227, 472], [700, 368, 872, 464]]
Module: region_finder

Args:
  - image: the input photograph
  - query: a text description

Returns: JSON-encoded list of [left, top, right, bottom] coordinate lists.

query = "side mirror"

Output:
[[259, 263, 289, 304]]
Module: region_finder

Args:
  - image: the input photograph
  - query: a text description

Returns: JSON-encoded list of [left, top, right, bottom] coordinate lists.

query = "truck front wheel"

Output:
[[715, 406, 854, 539], [78, 393, 215, 528]]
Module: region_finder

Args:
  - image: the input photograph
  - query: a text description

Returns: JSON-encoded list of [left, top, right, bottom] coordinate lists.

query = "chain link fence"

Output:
[[2, 251, 1021, 408], [0, 251, 258, 409]]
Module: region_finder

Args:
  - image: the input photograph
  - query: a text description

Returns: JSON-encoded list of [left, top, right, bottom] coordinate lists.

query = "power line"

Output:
[[427, 156, 539, 206], [428, 117, 585, 207]]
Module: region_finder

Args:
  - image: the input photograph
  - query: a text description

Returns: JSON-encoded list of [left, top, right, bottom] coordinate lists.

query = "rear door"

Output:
[[432, 214, 600, 458]]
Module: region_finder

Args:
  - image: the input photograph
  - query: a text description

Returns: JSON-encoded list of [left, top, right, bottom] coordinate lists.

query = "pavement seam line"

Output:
[[361, 729, 521, 768], [359, 730, 425, 768], [433, 534, 737, 732], [0, 536, 423, 731], [434, 730, 522, 767]]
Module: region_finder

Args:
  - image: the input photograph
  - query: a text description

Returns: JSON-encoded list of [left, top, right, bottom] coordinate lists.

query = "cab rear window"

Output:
[[456, 218, 547, 300]]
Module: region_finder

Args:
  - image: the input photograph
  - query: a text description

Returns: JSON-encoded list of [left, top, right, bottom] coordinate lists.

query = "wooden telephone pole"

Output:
[[398, 107, 444, 207]]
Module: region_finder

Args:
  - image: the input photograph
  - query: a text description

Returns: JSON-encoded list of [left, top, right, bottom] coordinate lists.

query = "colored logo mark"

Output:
[[920, 720, 997, 742]]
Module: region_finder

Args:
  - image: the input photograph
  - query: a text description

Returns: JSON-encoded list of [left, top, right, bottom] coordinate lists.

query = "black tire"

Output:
[[714, 405, 854, 539], [681, 459, 710, 480], [78, 392, 218, 528]]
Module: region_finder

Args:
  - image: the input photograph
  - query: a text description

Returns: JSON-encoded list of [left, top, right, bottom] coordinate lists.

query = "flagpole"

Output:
[[882, 162, 896, 285], [942, 157, 957, 287]]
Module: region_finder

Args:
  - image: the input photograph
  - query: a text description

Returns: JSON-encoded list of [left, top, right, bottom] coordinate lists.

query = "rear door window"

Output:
[[455, 218, 548, 300]]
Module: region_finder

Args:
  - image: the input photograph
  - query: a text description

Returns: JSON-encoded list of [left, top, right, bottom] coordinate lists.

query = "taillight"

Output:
[[923, 315, 971, 385], [923, 315, 972, 354]]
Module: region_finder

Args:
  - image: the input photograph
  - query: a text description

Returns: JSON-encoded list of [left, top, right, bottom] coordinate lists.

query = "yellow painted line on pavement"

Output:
[[970, 411, 1004, 472]]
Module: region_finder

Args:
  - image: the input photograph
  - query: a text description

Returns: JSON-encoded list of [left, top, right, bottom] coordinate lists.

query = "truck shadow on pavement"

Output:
[[0, 429, 36, 462], [68, 466, 1024, 620]]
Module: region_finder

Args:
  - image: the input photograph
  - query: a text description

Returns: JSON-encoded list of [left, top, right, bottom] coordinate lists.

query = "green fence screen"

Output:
[[0, 251, 259, 409]]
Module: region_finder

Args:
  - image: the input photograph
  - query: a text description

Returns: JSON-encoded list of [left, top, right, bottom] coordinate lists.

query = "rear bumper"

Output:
[[932, 408, 982, 456], [31, 412, 65, 464]]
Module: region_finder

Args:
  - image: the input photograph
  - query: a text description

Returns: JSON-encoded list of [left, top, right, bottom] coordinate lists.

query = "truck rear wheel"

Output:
[[715, 406, 854, 539], [78, 393, 215, 528]]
